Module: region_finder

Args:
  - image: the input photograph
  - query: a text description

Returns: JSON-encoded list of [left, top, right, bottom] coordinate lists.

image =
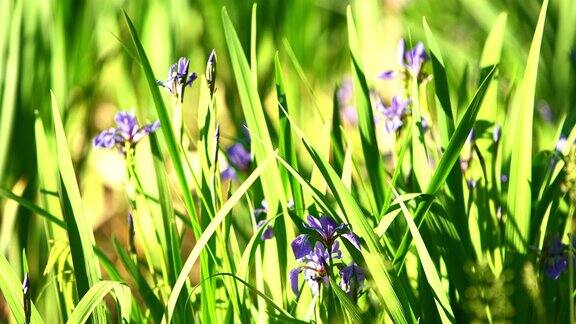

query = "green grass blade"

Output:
[[347, 7, 387, 214], [164, 153, 274, 322], [329, 279, 363, 323], [0, 0, 21, 181], [505, 0, 548, 253], [394, 66, 497, 269], [0, 254, 44, 324], [0, 187, 66, 229], [122, 11, 202, 236], [51, 92, 105, 323], [393, 187, 454, 322], [65, 281, 131, 324]]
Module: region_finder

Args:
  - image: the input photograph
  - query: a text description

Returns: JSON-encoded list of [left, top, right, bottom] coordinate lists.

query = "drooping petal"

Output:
[[291, 234, 312, 260], [132, 120, 160, 144], [186, 72, 198, 87], [342, 232, 361, 251], [289, 268, 302, 295], [93, 129, 117, 148]]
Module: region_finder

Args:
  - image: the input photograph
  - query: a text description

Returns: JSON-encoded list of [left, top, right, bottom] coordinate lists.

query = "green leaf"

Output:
[[392, 187, 454, 322], [329, 279, 363, 323], [51, 92, 105, 323], [163, 153, 275, 323], [505, 0, 548, 253], [0, 187, 66, 229], [347, 7, 387, 214], [394, 65, 497, 269], [66, 281, 131, 324]]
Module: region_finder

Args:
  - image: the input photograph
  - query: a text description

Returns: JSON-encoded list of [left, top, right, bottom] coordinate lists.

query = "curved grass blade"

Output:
[[163, 153, 275, 323], [51, 92, 105, 323], [505, 0, 548, 253], [392, 187, 455, 322], [0, 187, 66, 229], [347, 7, 387, 214], [65, 281, 131, 324], [329, 279, 363, 323], [393, 65, 497, 269]]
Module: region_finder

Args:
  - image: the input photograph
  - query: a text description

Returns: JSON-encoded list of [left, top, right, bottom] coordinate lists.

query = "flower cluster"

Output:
[[157, 57, 197, 100], [93, 111, 160, 154], [289, 215, 364, 298]]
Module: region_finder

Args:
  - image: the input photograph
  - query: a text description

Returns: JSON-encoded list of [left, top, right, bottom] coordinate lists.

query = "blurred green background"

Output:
[[1, 0, 574, 320]]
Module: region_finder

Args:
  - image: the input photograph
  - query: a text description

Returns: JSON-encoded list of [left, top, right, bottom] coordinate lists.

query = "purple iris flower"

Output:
[[340, 263, 365, 298], [289, 242, 342, 295], [541, 236, 569, 280], [257, 220, 274, 240], [93, 111, 160, 154], [376, 96, 410, 133], [291, 215, 360, 260], [378, 39, 428, 79], [157, 57, 198, 97], [226, 143, 251, 171]]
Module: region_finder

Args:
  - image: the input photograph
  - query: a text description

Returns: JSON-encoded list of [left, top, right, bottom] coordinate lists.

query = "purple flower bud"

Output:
[[128, 212, 135, 254], [537, 102, 553, 123], [467, 178, 477, 189], [500, 174, 508, 183], [23, 273, 30, 324], [206, 50, 217, 96]]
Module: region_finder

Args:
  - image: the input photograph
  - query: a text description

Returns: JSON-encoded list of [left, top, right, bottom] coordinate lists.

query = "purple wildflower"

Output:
[[226, 143, 251, 171], [540, 236, 568, 280], [500, 174, 508, 183], [340, 263, 365, 299], [157, 57, 198, 98], [289, 242, 341, 295], [467, 178, 477, 189], [376, 96, 410, 133], [93, 111, 160, 154], [377, 39, 428, 79]]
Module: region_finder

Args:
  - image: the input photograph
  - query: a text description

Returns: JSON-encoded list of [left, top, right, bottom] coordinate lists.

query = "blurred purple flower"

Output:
[[93, 111, 160, 154], [340, 263, 365, 298], [378, 39, 428, 79], [289, 242, 341, 295], [376, 96, 410, 133], [226, 143, 251, 171], [257, 220, 274, 240], [540, 236, 568, 280], [537, 102, 553, 123], [500, 174, 508, 183], [467, 178, 477, 189], [220, 167, 237, 182], [157, 57, 197, 97]]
